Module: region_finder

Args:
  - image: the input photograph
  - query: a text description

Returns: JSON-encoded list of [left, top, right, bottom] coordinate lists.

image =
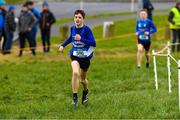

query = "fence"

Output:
[[152, 41, 180, 110]]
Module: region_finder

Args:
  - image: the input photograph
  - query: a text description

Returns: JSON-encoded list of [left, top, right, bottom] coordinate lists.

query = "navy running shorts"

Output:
[[70, 56, 90, 72], [138, 40, 151, 51]]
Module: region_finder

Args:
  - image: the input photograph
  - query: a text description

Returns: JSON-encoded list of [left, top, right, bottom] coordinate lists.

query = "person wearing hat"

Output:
[[0, 6, 4, 51], [0, 0, 7, 53], [3, 5, 16, 54], [168, 2, 180, 52], [18, 4, 38, 56], [0, 0, 6, 11], [39, 1, 56, 53]]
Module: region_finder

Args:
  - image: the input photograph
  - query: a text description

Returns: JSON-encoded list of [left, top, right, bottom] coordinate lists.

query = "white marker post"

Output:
[[131, 0, 135, 12], [137, 0, 142, 18], [167, 42, 171, 93], [80, 0, 83, 10], [152, 50, 158, 90], [103, 21, 114, 38], [138, 0, 142, 11], [178, 60, 180, 110]]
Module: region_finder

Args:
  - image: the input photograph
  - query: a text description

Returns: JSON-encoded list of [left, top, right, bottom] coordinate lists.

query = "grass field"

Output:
[[56, 9, 169, 25], [0, 14, 180, 118], [6, 0, 25, 4], [53, 0, 176, 2]]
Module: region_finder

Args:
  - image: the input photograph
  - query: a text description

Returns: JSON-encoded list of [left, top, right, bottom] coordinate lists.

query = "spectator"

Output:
[[40, 1, 56, 53], [3, 5, 16, 54], [142, 0, 154, 20], [25, 1, 41, 48], [168, 1, 180, 52], [18, 4, 37, 56], [0, 6, 4, 51], [0, 1, 7, 53]]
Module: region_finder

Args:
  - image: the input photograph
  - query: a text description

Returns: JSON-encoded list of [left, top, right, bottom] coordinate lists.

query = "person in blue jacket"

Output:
[[25, 1, 41, 48], [136, 9, 157, 68], [59, 9, 96, 106], [0, 1, 7, 53], [0, 7, 4, 51]]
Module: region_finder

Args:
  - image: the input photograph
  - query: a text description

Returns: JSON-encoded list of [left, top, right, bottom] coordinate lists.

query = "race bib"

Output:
[[73, 49, 87, 58], [139, 35, 149, 40]]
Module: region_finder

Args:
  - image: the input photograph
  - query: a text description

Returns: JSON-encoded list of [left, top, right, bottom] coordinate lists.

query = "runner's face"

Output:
[[140, 11, 147, 20], [74, 13, 84, 27]]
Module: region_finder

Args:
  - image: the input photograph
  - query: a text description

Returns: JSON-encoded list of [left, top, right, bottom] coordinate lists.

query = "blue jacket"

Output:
[[30, 8, 41, 21], [136, 18, 157, 42], [30, 8, 41, 29], [0, 10, 4, 31], [61, 25, 96, 59]]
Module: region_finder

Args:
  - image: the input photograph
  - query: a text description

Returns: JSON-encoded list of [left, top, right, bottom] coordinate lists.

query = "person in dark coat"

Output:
[[142, 0, 154, 20], [3, 5, 16, 54], [39, 1, 56, 53], [18, 4, 37, 56]]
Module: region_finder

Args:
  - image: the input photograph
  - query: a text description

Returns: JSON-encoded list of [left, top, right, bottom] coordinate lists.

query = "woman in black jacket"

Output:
[[40, 2, 56, 53]]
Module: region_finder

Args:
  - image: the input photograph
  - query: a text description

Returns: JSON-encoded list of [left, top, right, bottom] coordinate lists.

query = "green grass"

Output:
[[55, 0, 176, 2], [56, 11, 136, 25], [56, 9, 169, 25], [1, 14, 180, 118], [6, 0, 25, 4]]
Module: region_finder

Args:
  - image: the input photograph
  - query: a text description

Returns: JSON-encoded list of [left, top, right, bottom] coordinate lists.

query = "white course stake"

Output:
[[152, 50, 158, 90], [167, 42, 171, 93], [178, 60, 180, 110], [131, 0, 135, 12], [80, 0, 83, 10]]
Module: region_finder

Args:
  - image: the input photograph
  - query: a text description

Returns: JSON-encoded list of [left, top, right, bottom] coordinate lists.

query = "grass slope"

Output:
[[0, 14, 180, 118], [6, 0, 25, 4]]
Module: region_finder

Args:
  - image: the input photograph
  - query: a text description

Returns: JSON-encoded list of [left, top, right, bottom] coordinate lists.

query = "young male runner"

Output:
[[136, 9, 157, 68], [59, 10, 96, 106]]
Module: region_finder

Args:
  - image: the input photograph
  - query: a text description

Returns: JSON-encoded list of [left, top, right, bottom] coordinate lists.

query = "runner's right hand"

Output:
[[144, 32, 149, 35], [59, 46, 64, 53], [75, 34, 81, 41]]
